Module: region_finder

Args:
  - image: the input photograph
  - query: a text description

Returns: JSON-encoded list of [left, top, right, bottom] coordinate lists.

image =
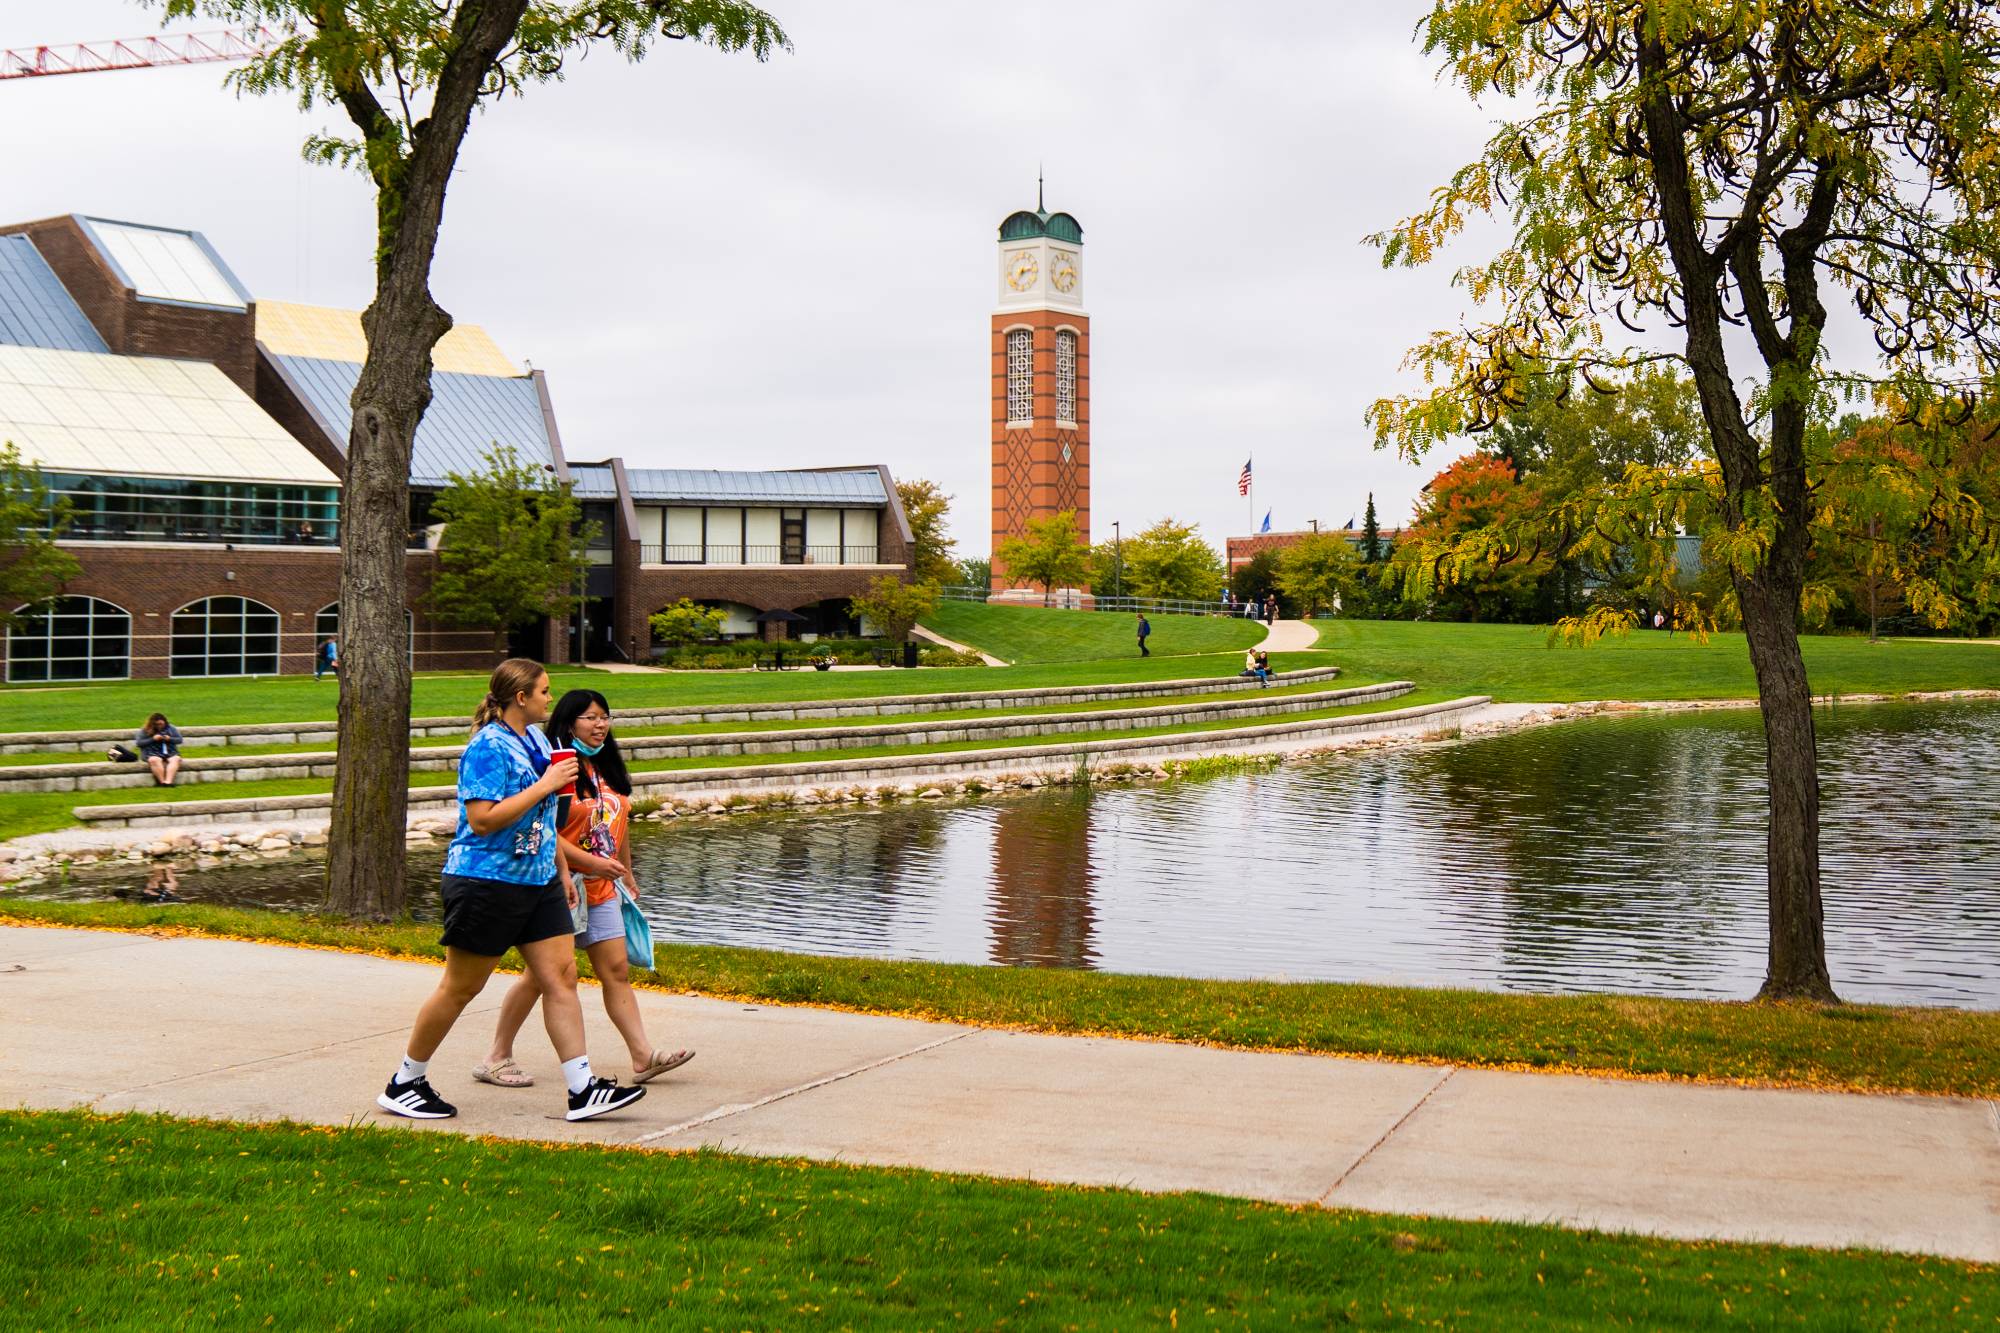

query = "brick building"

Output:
[[0, 213, 910, 682], [1225, 527, 1402, 572]]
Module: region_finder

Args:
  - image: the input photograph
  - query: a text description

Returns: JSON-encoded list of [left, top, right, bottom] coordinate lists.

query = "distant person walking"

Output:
[[135, 713, 182, 787], [1136, 613, 1151, 657], [476, 688, 693, 1089], [315, 636, 339, 681], [375, 658, 646, 1124], [1263, 594, 1278, 625]]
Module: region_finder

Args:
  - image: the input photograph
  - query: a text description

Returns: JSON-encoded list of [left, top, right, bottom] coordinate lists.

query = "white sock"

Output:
[[395, 1054, 428, 1086], [561, 1055, 592, 1095]]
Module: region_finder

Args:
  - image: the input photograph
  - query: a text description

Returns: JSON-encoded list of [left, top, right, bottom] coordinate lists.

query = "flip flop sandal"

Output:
[[471, 1058, 534, 1088], [633, 1049, 695, 1083]]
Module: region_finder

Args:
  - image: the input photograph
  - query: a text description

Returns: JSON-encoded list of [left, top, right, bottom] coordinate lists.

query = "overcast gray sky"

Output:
[[1, 1, 1506, 556]]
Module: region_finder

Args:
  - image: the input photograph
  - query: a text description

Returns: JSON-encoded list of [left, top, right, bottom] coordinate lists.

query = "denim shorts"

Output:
[[576, 896, 624, 949]]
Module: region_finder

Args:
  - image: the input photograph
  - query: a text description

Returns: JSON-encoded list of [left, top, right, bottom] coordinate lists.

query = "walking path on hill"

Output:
[[1256, 618, 1320, 652], [6, 925, 1994, 1262], [910, 624, 1009, 666]]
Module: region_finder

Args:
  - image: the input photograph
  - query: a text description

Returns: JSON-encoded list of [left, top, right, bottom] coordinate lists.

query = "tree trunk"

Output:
[[324, 327, 440, 921], [316, 1, 532, 920], [1737, 569, 1838, 1002]]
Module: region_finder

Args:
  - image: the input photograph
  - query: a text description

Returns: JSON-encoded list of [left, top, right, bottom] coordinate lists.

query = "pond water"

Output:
[[23, 701, 2000, 1008]]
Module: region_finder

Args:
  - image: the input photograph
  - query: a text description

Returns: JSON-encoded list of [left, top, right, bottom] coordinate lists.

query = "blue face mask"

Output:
[[571, 737, 605, 757]]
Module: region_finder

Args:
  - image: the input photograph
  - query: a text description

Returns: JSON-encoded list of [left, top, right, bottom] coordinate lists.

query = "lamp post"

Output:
[[1111, 520, 1123, 601]]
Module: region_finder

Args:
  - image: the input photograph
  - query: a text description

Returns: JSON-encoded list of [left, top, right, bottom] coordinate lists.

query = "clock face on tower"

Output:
[[1050, 251, 1078, 293], [1006, 250, 1039, 291]]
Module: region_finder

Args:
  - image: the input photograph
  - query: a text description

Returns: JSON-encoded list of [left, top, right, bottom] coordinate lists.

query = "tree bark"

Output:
[[1737, 568, 1837, 1002]]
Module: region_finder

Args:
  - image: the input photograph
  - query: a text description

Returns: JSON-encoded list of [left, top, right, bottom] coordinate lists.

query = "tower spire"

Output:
[[1037, 165, 1044, 213]]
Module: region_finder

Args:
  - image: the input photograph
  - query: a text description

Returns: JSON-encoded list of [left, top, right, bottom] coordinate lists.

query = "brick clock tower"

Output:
[[990, 189, 1088, 592]]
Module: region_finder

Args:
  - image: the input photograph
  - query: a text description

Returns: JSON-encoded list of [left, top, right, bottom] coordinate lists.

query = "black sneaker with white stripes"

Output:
[[565, 1076, 646, 1121], [377, 1076, 457, 1120]]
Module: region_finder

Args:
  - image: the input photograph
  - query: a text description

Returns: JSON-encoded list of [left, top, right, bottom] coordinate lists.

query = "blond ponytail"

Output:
[[472, 658, 545, 734]]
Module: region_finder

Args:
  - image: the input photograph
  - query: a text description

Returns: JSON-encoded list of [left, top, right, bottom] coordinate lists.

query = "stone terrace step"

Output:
[[1, 666, 1343, 755], [4, 677, 1400, 795], [71, 695, 1489, 828]]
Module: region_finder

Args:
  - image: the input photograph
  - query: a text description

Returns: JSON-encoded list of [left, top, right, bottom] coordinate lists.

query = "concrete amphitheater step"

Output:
[[4, 677, 1401, 795], [0, 665, 1344, 757], [69, 695, 1492, 829]]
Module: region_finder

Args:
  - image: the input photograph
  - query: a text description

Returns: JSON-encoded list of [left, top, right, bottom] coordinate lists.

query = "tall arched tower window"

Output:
[[1005, 328, 1033, 424], [1055, 330, 1077, 424]]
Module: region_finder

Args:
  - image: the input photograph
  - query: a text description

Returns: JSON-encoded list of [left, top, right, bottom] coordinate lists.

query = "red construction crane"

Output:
[[0, 27, 276, 81]]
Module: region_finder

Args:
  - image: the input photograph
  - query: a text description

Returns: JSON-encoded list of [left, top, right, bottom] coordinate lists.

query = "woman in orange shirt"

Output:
[[474, 688, 694, 1087]]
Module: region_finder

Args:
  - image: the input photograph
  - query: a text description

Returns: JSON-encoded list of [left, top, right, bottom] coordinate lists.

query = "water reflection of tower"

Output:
[[988, 788, 1097, 968]]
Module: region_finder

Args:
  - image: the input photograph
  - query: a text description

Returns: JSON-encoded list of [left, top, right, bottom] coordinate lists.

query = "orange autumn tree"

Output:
[[1394, 453, 1550, 620]]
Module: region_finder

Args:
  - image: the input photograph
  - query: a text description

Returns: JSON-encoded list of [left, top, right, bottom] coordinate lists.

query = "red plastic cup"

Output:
[[548, 747, 577, 796]]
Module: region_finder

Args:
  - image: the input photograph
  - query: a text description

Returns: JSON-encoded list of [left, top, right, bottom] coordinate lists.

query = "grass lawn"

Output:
[[10, 1111, 1988, 1329], [925, 599, 1267, 663], [5, 902, 1995, 1096], [0, 651, 1314, 735], [1314, 619, 2000, 703]]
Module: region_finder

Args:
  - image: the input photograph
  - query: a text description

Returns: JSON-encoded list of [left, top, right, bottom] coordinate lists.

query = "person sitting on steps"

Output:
[[135, 713, 183, 787]]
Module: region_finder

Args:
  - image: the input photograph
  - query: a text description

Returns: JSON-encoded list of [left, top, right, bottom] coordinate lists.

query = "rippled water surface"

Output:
[[32, 701, 2000, 1006]]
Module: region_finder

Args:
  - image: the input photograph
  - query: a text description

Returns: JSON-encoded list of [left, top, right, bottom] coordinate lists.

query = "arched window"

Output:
[[1006, 328, 1033, 424], [171, 596, 279, 677], [1055, 330, 1077, 423], [6, 596, 130, 682], [315, 602, 414, 667]]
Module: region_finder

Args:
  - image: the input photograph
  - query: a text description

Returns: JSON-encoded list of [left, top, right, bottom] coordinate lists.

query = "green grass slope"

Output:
[[1317, 619, 2000, 703], [924, 600, 1266, 663]]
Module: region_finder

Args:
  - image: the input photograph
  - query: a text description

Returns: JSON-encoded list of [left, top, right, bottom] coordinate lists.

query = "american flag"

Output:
[[1237, 458, 1252, 496]]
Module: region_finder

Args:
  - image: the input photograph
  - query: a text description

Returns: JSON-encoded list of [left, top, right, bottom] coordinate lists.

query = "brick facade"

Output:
[[15, 543, 498, 681], [991, 309, 1090, 588]]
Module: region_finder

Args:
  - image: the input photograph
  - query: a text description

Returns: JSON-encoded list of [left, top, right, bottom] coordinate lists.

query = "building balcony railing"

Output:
[[640, 543, 882, 566]]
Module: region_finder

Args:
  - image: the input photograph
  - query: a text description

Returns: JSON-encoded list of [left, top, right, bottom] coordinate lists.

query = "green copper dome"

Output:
[[998, 209, 1083, 244]]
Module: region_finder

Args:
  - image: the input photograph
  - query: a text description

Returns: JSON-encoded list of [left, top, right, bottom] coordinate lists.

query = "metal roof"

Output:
[[998, 209, 1083, 244], [0, 344, 335, 484], [622, 468, 887, 505], [271, 353, 556, 488], [75, 216, 251, 310], [0, 236, 108, 354], [567, 464, 619, 498]]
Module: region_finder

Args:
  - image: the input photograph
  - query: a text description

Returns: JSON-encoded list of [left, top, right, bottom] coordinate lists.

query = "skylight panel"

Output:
[[85, 220, 247, 309]]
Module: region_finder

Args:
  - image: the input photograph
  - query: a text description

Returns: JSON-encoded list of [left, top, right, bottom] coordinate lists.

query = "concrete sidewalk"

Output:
[[4, 925, 1995, 1262]]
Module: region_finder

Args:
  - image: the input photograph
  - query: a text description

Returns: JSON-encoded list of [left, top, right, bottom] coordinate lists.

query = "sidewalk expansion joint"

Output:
[[1317, 1065, 1457, 1206], [629, 1029, 977, 1145]]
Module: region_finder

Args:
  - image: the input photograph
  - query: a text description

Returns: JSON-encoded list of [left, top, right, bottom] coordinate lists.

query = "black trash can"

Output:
[[902, 641, 920, 669]]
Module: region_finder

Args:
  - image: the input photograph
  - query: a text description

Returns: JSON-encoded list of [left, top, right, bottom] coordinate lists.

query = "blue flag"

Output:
[[1259, 509, 1272, 533]]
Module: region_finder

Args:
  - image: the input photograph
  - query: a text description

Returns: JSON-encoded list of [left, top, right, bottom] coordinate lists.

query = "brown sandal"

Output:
[[470, 1058, 534, 1088], [633, 1049, 694, 1083]]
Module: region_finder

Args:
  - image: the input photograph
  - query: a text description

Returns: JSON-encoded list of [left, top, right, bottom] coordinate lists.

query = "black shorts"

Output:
[[438, 873, 573, 957]]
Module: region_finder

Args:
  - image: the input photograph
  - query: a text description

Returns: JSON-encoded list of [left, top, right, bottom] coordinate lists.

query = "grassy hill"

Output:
[[923, 601, 1267, 664]]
